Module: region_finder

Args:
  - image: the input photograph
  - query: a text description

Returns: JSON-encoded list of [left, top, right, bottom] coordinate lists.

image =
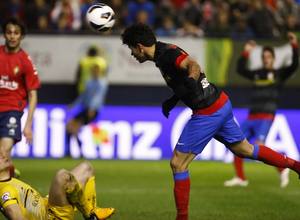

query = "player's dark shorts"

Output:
[[241, 118, 273, 143], [175, 100, 245, 155], [74, 109, 98, 124], [0, 111, 23, 142]]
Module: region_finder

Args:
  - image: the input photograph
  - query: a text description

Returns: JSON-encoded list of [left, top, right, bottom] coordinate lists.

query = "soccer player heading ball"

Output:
[[121, 24, 300, 220]]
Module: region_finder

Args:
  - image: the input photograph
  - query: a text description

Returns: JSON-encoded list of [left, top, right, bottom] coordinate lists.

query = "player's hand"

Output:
[[244, 40, 256, 52], [287, 32, 298, 45], [162, 96, 179, 118], [87, 110, 96, 120], [23, 124, 33, 144]]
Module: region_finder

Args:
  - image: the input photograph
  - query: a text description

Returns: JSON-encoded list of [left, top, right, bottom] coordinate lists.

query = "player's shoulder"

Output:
[[0, 179, 20, 208], [0, 179, 18, 198], [13, 48, 34, 65], [161, 42, 188, 56]]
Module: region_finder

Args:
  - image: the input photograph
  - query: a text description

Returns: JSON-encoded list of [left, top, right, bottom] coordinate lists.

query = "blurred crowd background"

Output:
[[0, 0, 299, 39]]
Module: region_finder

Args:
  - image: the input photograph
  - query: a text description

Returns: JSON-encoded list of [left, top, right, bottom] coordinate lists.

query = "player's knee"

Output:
[[80, 161, 94, 176], [55, 169, 72, 185], [170, 159, 187, 172], [235, 144, 254, 158]]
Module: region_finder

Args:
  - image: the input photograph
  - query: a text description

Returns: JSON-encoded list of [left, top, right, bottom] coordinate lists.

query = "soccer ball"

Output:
[[86, 3, 115, 32]]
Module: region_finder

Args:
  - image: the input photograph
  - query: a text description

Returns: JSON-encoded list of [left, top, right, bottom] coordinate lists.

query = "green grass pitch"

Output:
[[3, 159, 300, 220]]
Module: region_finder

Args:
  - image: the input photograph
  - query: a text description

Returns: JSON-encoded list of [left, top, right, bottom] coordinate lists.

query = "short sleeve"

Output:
[[0, 185, 18, 208], [23, 54, 41, 90], [165, 46, 189, 69]]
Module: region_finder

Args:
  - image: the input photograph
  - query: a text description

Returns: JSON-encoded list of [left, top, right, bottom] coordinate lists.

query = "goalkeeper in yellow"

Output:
[[0, 156, 114, 220]]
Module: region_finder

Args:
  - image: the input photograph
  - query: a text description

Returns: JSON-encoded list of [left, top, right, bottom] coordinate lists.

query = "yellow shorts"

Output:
[[44, 198, 75, 220]]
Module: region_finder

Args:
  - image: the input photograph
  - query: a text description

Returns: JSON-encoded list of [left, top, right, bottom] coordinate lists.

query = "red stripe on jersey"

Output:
[[193, 91, 229, 115], [291, 43, 299, 49], [242, 51, 249, 58], [175, 54, 188, 68], [248, 113, 275, 120]]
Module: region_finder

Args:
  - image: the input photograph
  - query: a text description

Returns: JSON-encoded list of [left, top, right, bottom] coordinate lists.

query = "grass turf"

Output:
[[3, 159, 300, 220]]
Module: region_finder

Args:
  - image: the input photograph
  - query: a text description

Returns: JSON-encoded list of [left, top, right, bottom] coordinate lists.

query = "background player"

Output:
[[224, 32, 299, 188], [75, 45, 108, 95], [0, 156, 115, 220], [66, 52, 108, 157], [121, 24, 300, 220], [0, 18, 40, 177]]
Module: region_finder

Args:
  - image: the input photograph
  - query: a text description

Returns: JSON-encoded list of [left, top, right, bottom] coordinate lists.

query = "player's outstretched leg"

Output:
[[224, 156, 248, 187], [230, 139, 300, 177], [170, 150, 196, 220]]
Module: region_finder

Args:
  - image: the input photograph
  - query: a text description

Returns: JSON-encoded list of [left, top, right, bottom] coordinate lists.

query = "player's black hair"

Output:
[[87, 45, 99, 56], [1, 17, 26, 36], [262, 46, 275, 58], [121, 23, 157, 47]]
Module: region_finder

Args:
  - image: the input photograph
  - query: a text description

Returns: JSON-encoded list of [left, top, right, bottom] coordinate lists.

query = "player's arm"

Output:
[[3, 203, 27, 220], [237, 40, 257, 80], [278, 32, 299, 81], [23, 55, 40, 144], [177, 55, 204, 96], [23, 89, 38, 144], [162, 94, 179, 118], [179, 56, 201, 80]]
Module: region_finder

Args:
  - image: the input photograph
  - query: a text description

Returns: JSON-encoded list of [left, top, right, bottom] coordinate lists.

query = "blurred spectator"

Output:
[[277, 0, 300, 24], [206, 6, 231, 37], [283, 14, 300, 33], [177, 19, 204, 37], [126, 0, 155, 26], [25, 0, 51, 32], [201, 0, 215, 30], [155, 0, 177, 29], [229, 0, 250, 25], [156, 15, 177, 36], [51, 0, 81, 31], [7, 0, 24, 20], [0, 2, 8, 24], [248, 0, 280, 38], [0, 0, 299, 37], [170, 0, 188, 9], [180, 0, 202, 27], [231, 16, 254, 40]]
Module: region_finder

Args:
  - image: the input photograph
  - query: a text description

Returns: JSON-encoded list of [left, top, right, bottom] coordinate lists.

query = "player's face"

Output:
[[0, 153, 10, 171], [262, 50, 274, 69], [129, 46, 148, 63], [4, 23, 23, 52]]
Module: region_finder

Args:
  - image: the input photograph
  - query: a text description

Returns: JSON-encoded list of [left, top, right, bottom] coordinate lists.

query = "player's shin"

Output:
[[251, 144, 300, 175], [83, 176, 97, 212], [66, 177, 94, 218], [173, 170, 190, 220]]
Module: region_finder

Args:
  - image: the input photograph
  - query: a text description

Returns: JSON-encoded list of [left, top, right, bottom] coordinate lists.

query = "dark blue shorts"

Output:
[[175, 100, 245, 155], [241, 118, 273, 142], [74, 109, 98, 125], [0, 111, 23, 142]]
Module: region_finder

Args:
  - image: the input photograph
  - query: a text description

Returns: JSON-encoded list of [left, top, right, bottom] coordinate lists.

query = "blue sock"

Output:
[[173, 170, 189, 181], [252, 144, 260, 160]]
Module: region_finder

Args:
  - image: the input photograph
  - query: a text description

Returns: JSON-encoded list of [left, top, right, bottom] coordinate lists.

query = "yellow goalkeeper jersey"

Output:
[[0, 177, 47, 220]]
